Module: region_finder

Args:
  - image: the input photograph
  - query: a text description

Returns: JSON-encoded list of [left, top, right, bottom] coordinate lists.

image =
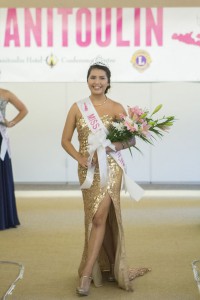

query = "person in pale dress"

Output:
[[0, 88, 28, 230], [61, 63, 150, 296]]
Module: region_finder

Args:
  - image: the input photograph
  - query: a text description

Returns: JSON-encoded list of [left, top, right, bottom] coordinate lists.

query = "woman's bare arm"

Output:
[[4, 90, 28, 127], [61, 103, 88, 168]]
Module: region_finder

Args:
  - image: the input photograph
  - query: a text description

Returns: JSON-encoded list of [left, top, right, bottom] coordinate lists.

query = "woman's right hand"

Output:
[[77, 153, 89, 168], [4, 119, 16, 127]]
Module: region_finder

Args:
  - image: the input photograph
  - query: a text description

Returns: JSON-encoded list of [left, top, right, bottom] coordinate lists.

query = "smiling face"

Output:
[[87, 68, 109, 96]]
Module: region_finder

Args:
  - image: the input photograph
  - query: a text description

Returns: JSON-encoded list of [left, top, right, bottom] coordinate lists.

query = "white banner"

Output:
[[0, 7, 200, 82]]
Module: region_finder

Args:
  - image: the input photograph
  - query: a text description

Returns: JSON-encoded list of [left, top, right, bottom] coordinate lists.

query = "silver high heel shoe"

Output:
[[76, 275, 92, 296], [108, 264, 116, 282]]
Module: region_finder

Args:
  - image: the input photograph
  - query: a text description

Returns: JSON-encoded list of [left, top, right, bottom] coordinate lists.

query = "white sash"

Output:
[[0, 111, 11, 160], [77, 97, 144, 202]]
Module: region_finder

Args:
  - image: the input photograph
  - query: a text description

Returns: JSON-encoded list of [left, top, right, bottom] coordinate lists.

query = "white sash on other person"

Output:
[[77, 97, 144, 202], [0, 111, 11, 160]]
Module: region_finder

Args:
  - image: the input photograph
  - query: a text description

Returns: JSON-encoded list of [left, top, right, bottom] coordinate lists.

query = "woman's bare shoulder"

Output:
[[108, 98, 126, 115], [0, 88, 20, 104], [0, 88, 10, 101], [67, 102, 82, 120]]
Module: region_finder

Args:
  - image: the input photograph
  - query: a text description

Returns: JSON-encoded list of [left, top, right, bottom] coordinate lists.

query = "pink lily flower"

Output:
[[124, 120, 138, 132], [140, 121, 151, 137]]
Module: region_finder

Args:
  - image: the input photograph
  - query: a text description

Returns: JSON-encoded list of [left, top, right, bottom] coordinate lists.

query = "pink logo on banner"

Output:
[[172, 32, 200, 47]]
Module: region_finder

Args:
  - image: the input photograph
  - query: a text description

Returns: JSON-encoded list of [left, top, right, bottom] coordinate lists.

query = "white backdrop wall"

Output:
[[1, 81, 200, 184]]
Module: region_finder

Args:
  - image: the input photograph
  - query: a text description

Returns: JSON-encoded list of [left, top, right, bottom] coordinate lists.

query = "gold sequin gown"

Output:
[[76, 115, 149, 291], [76, 115, 150, 291]]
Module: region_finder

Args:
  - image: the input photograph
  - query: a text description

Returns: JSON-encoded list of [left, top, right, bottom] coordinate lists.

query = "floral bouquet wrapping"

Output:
[[107, 104, 175, 153]]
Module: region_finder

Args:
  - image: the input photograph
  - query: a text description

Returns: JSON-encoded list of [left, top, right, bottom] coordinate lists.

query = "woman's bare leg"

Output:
[[81, 193, 112, 277], [103, 218, 115, 265]]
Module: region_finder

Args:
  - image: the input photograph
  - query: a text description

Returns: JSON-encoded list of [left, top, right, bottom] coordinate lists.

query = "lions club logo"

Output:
[[131, 50, 152, 72]]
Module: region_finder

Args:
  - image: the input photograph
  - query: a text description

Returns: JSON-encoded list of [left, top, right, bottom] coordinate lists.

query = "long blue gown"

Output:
[[0, 98, 20, 230]]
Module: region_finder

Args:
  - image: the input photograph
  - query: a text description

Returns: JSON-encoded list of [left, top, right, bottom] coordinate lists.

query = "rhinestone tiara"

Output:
[[90, 56, 109, 68]]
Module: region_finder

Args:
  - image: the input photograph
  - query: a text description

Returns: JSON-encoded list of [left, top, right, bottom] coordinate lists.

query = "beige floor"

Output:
[[0, 195, 200, 300]]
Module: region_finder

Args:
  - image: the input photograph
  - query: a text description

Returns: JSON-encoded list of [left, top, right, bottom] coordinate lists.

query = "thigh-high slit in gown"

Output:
[[76, 115, 150, 291]]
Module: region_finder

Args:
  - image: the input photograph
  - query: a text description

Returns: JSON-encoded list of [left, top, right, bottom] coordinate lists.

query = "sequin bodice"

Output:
[[76, 114, 113, 156], [0, 98, 7, 118]]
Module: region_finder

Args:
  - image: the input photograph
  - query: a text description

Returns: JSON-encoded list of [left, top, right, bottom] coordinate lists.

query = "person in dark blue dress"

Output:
[[0, 88, 28, 230]]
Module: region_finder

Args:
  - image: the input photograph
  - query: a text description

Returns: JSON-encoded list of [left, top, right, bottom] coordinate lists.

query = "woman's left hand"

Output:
[[106, 142, 122, 152]]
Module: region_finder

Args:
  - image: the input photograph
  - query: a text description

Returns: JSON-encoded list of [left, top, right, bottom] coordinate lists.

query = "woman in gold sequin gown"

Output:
[[61, 63, 150, 296]]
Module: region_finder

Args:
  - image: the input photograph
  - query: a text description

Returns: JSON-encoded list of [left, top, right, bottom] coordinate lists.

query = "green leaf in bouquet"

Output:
[[150, 128, 163, 137]]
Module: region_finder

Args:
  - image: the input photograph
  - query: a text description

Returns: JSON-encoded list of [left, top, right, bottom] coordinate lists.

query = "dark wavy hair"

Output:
[[87, 63, 111, 94]]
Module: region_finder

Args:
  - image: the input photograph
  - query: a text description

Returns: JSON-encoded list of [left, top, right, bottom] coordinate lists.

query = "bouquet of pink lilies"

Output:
[[107, 104, 175, 153]]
